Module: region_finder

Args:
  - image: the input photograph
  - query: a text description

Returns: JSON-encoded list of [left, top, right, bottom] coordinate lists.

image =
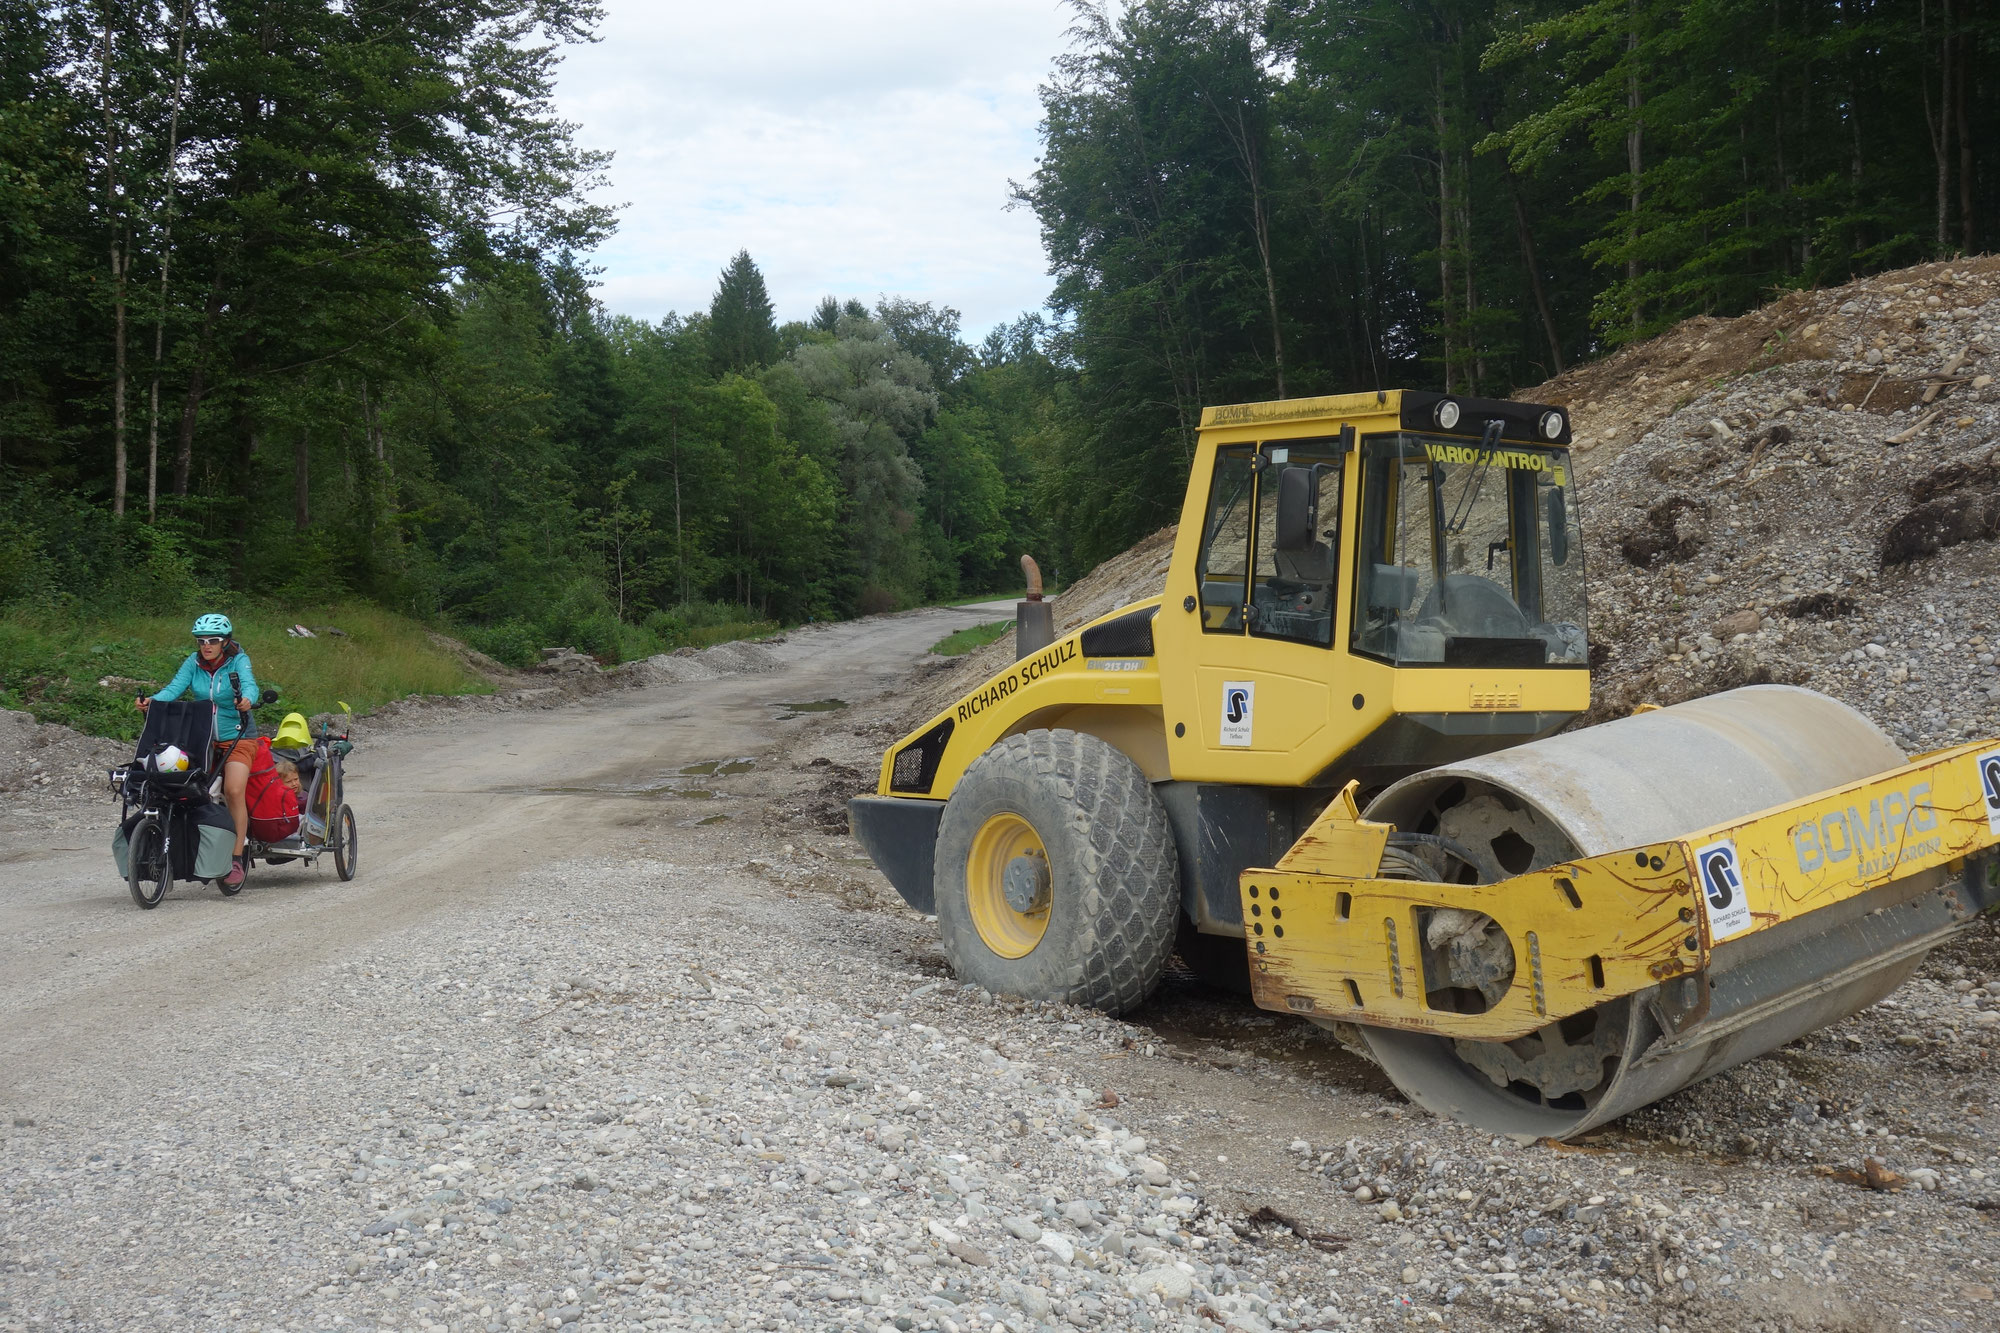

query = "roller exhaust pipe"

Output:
[[1015, 555, 1055, 661]]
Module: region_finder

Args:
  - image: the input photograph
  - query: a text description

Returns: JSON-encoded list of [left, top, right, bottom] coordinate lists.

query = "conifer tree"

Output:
[[708, 251, 779, 372]]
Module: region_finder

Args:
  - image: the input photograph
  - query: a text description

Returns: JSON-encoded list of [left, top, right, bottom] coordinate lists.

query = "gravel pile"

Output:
[[627, 639, 786, 688], [0, 708, 128, 837], [1568, 259, 2000, 750]]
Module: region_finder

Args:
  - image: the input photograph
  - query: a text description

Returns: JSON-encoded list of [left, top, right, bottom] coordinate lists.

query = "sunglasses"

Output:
[[196, 636, 227, 646]]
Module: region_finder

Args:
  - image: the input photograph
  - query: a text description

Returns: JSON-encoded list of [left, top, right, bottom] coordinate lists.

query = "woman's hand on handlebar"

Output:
[[135, 695, 150, 713]]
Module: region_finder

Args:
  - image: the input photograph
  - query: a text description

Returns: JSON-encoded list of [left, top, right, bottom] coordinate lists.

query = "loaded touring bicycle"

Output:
[[111, 696, 358, 908], [111, 700, 238, 908]]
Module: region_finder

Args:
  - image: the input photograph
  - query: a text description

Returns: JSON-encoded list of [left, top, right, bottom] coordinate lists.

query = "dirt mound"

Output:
[[1538, 258, 2000, 750], [891, 526, 1181, 726], [626, 637, 785, 687]]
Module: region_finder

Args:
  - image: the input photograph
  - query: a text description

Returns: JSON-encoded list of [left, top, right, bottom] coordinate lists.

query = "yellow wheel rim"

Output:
[[966, 812, 1051, 959]]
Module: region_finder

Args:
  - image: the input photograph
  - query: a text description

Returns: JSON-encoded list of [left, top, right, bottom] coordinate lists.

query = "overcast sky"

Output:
[[553, 2, 1079, 340]]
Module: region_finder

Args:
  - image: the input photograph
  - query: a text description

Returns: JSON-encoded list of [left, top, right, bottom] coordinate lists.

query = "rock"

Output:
[[1129, 1266, 1193, 1302], [1377, 1200, 1403, 1223], [1003, 1215, 1043, 1241], [1038, 1232, 1077, 1263], [945, 1240, 994, 1266], [535, 647, 598, 675], [926, 1220, 962, 1244], [1715, 610, 1763, 638], [1401, 1266, 1420, 1284]]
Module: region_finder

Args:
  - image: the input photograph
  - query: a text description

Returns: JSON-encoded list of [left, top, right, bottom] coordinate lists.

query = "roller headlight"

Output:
[[1434, 399, 1462, 430], [1540, 409, 1565, 440]]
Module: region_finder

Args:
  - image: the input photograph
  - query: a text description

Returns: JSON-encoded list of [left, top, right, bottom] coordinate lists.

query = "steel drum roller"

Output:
[[1355, 685, 1927, 1139]]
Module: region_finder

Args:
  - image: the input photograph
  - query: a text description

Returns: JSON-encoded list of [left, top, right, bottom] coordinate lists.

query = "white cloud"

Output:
[[554, 1, 1077, 338]]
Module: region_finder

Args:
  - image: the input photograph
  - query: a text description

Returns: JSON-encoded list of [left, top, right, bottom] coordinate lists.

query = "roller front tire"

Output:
[[933, 730, 1179, 1015]]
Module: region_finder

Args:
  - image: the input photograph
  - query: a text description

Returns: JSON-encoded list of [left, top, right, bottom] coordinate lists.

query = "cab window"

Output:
[[1197, 447, 1255, 633], [1351, 433, 1588, 667], [1250, 443, 1343, 646]]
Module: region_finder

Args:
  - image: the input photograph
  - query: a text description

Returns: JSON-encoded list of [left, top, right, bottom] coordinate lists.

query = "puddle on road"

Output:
[[673, 788, 717, 800], [776, 698, 847, 719], [694, 814, 731, 826], [681, 758, 758, 776]]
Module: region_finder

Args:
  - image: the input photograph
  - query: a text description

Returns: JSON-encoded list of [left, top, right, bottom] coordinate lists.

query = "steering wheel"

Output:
[[1415, 575, 1531, 638]]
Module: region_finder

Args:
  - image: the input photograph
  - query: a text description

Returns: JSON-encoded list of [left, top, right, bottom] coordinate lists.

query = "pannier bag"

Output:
[[244, 737, 301, 841], [112, 799, 236, 881]]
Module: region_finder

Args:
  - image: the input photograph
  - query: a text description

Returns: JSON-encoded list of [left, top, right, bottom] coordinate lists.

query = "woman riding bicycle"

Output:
[[136, 614, 260, 888]]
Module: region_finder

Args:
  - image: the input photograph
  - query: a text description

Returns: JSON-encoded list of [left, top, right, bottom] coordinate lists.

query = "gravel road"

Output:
[[7, 607, 2000, 1333]]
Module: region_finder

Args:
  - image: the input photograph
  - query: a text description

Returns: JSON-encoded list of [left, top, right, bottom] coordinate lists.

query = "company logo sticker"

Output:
[[1980, 749, 2000, 837], [1220, 680, 1254, 748], [1693, 837, 1754, 942]]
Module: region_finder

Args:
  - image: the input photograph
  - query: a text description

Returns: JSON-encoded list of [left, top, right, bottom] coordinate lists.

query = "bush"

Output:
[[461, 618, 542, 668]]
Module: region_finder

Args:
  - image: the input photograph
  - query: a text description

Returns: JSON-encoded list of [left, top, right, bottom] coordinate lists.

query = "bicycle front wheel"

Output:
[[127, 815, 171, 910]]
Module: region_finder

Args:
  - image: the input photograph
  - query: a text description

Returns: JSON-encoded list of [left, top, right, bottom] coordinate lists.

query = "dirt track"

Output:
[[0, 610, 985, 1096], [8, 605, 2000, 1333]]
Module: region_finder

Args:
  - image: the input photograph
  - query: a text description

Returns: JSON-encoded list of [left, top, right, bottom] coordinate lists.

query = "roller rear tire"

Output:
[[934, 729, 1178, 1015]]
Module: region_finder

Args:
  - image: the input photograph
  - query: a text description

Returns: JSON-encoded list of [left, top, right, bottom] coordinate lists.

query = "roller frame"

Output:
[[1241, 740, 2000, 1042]]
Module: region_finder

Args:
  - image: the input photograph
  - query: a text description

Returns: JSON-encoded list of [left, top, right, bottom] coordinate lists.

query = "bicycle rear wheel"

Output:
[[332, 805, 358, 881], [127, 815, 171, 910]]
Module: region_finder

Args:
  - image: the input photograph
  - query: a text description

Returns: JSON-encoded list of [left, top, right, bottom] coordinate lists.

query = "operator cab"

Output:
[[1193, 395, 1588, 673], [1351, 430, 1587, 669]]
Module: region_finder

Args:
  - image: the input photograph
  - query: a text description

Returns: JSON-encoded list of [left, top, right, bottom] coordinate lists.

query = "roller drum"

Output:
[[1355, 685, 1930, 1138]]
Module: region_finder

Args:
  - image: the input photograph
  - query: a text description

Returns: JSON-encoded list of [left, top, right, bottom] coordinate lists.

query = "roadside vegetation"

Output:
[[924, 620, 1016, 656], [928, 622, 1013, 657], [0, 602, 488, 742]]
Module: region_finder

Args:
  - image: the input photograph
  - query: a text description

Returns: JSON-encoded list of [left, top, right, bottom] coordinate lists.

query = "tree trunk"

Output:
[[1225, 105, 1285, 399], [1505, 171, 1563, 374], [145, 0, 194, 522], [1625, 2, 1644, 332], [294, 428, 309, 531], [232, 410, 257, 586], [1956, 26, 1975, 252], [1921, 0, 1953, 252], [100, 8, 128, 517], [111, 243, 128, 516], [1434, 78, 1457, 394], [173, 282, 222, 495], [1459, 172, 1484, 391]]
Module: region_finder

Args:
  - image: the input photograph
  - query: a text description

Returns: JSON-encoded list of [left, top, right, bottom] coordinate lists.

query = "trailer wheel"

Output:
[[934, 729, 1178, 1015]]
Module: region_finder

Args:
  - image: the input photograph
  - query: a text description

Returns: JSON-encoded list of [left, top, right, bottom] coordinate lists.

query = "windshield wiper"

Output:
[[1443, 420, 1506, 535]]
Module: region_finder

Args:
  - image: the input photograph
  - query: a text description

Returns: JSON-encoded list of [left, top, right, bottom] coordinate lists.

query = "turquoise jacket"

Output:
[[152, 647, 260, 741]]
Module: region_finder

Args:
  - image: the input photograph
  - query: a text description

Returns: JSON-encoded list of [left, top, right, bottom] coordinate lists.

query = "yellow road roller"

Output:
[[850, 388, 2000, 1137]]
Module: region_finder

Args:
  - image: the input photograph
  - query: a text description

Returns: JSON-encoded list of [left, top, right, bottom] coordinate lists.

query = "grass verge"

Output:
[[0, 601, 491, 741], [930, 621, 1013, 657]]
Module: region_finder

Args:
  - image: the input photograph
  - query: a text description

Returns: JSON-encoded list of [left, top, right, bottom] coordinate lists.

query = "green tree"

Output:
[[708, 250, 779, 372]]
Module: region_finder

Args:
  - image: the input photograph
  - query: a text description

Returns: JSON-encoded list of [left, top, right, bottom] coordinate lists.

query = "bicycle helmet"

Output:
[[192, 613, 233, 637]]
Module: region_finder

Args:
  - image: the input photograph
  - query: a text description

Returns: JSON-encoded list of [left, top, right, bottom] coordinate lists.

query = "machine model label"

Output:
[[1981, 749, 2000, 837], [1423, 442, 1566, 484], [1791, 780, 1940, 877], [1086, 659, 1146, 672], [1219, 681, 1255, 747], [954, 640, 1079, 724], [1693, 838, 1755, 941]]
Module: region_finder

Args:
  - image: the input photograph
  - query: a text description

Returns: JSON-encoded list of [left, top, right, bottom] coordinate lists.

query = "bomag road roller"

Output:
[[849, 388, 2000, 1138]]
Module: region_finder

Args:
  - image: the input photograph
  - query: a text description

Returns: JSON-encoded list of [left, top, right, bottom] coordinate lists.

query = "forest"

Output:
[[2, 0, 1994, 667]]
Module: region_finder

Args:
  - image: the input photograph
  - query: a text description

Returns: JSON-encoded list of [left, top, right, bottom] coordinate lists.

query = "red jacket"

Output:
[[245, 738, 301, 840]]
